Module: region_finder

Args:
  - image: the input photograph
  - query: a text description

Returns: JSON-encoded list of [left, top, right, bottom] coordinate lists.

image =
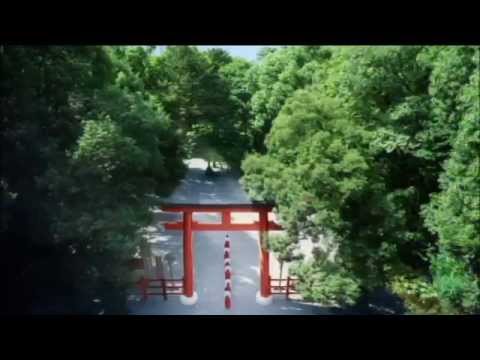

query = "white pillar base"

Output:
[[255, 291, 273, 306], [180, 291, 198, 306]]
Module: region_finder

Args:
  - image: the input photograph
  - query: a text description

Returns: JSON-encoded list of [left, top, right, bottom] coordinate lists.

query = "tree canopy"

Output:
[[242, 45, 480, 314]]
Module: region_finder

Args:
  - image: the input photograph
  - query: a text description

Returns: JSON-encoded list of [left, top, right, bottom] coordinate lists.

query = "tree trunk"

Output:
[[168, 261, 174, 279], [279, 261, 284, 283], [155, 256, 165, 278]]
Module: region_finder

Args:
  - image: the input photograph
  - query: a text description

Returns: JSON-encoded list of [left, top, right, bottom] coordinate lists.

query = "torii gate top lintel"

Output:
[[161, 202, 282, 231]]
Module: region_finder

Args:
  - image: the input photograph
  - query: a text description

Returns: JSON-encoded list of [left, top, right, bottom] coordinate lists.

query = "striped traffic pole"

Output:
[[224, 233, 232, 309]]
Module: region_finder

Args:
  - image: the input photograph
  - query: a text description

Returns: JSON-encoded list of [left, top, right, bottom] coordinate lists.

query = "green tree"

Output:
[[1, 46, 185, 314], [248, 46, 332, 151], [423, 62, 480, 314], [147, 47, 255, 170], [269, 234, 301, 281], [242, 46, 480, 313]]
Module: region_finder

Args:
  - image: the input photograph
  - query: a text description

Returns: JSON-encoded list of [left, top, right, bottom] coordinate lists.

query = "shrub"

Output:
[[291, 260, 362, 307]]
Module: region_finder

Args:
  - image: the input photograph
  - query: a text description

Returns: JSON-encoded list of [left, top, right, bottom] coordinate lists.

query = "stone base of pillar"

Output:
[[180, 291, 198, 306], [255, 291, 273, 306]]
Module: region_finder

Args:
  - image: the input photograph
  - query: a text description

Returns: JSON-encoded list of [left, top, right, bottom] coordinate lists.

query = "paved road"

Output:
[[128, 159, 331, 315]]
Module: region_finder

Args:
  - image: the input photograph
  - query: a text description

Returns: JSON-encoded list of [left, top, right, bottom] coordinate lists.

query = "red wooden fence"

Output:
[[137, 277, 183, 302], [269, 276, 299, 300]]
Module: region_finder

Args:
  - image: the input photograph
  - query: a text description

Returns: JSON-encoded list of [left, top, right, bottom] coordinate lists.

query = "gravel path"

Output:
[[128, 159, 331, 315]]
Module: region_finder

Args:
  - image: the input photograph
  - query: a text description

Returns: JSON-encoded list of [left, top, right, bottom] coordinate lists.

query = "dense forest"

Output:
[[1, 45, 479, 314]]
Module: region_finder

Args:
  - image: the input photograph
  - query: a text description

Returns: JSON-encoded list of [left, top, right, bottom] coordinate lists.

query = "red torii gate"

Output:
[[162, 203, 282, 305]]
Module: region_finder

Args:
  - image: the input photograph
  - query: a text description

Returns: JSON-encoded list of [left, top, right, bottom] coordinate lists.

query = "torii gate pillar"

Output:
[[179, 211, 198, 305], [256, 209, 273, 305]]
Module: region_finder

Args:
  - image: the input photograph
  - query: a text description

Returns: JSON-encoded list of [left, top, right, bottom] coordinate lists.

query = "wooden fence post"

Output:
[[140, 277, 150, 302], [162, 278, 167, 301], [286, 276, 290, 300]]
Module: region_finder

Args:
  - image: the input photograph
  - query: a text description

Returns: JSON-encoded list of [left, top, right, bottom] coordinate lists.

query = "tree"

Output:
[[1, 46, 185, 314], [248, 46, 332, 152], [217, 58, 255, 169], [269, 234, 302, 281], [147, 47, 256, 170], [243, 89, 381, 292], [204, 48, 233, 71], [242, 45, 480, 313], [423, 61, 480, 314]]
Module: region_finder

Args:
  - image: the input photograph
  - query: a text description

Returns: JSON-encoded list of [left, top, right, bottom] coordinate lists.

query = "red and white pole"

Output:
[[224, 233, 232, 310]]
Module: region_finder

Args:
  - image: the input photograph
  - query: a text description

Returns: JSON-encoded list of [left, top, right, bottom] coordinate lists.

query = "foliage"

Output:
[[1, 46, 185, 314], [269, 234, 298, 262], [247, 46, 332, 151], [268, 233, 302, 280], [421, 63, 480, 313], [291, 260, 362, 307], [242, 45, 480, 314], [390, 275, 441, 314], [144, 46, 252, 169], [431, 252, 480, 314]]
